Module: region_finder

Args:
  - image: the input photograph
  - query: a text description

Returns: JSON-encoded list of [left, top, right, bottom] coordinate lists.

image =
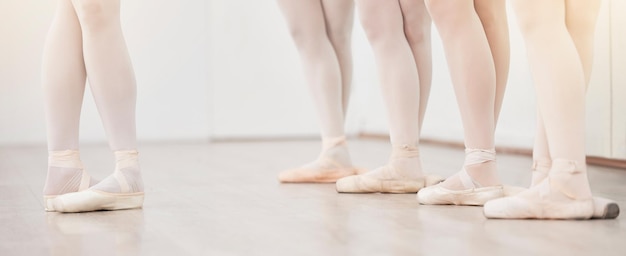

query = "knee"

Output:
[[425, 0, 469, 27], [360, 18, 402, 48], [566, 12, 598, 37], [285, 24, 327, 51], [404, 16, 431, 46], [475, 5, 506, 32], [326, 27, 352, 51], [514, 8, 558, 39], [72, 0, 118, 31]]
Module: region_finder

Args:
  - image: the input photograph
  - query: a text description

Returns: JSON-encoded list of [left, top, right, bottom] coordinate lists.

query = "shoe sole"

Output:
[[337, 175, 443, 194], [339, 179, 426, 193], [278, 168, 366, 183], [53, 190, 144, 213], [418, 185, 504, 206], [484, 199, 594, 220]]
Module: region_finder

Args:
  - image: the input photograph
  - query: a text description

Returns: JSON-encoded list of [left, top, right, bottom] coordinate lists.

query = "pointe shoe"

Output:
[[336, 165, 444, 193], [418, 169, 504, 206], [52, 190, 144, 213], [52, 174, 144, 213], [278, 157, 365, 183], [532, 165, 620, 219], [484, 160, 594, 220], [592, 197, 620, 219], [44, 169, 95, 212], [483, 188, 593, 220]]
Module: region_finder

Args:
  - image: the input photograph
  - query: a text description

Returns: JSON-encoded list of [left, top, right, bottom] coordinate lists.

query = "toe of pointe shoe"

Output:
[[483, 197, 529, 219], [44, 197, 56, 212], [593, 196, 620, 219], [277, 170, 296, 183], [278, 167, 359, 183], [336, 175, 366, 193], [416, 186, 444, 205], [277, 169, 315, 183], [418, 184, 504, 206], [424, 175, 445, 187]]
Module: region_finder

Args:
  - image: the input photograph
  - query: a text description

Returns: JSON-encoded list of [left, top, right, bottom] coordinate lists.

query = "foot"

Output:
[[531, 160, 619, 219], [418, 149, 503, 206], [484, 159, 593, 219], [43, 150, 98, 212], [278, 157, 364, 183], [53, 151, 144, 213], [336, 165, 443, 193], [336, 145, 443, 193], [278, 136, 363, 183]]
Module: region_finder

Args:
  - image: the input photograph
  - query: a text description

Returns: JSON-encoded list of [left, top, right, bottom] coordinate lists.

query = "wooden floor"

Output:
[[1, 139, 625, 256]]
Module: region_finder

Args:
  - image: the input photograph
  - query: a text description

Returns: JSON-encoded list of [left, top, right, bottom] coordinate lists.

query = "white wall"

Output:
[[0, 0, 622, 160]]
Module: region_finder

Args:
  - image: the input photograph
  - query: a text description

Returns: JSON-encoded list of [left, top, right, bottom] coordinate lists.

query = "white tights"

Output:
[[531, 0, 601, 186], [355, 0, 432, 177], [425, 0, 509, 189], [42, 0, 139, 196], [276, 0, 355, 166]]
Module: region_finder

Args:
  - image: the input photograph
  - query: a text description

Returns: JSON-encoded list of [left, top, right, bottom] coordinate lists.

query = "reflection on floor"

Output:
[[0, 139, 624, 255]]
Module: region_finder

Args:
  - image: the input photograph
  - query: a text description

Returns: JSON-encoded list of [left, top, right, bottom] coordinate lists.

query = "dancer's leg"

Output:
[[531, 0, 601, 186], [357, 0, 421, 150], [400, 0, 432, 132], [43, 0, 86, 152], [425, 0, 499, 189], [565, 0, 601, 86], [337, 0, 444, 193], [53, 0, 142, 212], [276, 0, 359, 183], [485, 0, 593, 219], [321, 0, 355, 114], [277, 0, 345, 139], [42, 0, 96, 211], [474, 0, 510, 124], [530, 0, 616, 219], [72, 0, 137, 151]]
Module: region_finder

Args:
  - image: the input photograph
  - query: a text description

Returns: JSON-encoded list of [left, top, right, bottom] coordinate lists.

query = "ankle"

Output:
[[320, 137, 352, 167], [114, 150, 140, 172], [389, 145, 423, 178], [48, 150, 83, 169], [463, 148, 500, 187], [531, 158, 551, 186], [549, 159, 592, 199]]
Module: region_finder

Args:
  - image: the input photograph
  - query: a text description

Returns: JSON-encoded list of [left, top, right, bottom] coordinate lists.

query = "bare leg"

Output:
[[42, 0, 97, 211], [484, 0, 593, 219], [52, 0, 143, 213], [276, 0, 360, 183]]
